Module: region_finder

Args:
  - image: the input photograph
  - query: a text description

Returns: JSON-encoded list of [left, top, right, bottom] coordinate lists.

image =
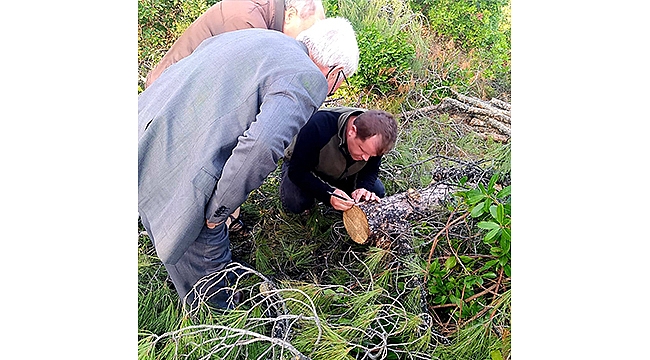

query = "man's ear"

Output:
[[348, 124, 357, 137], [284, 6, 298, 25]]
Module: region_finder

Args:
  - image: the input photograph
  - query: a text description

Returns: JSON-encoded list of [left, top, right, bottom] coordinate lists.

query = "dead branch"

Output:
[[450, 89, 511, 120], [490, 98, 511, 111], [398, 91, 511, 142]]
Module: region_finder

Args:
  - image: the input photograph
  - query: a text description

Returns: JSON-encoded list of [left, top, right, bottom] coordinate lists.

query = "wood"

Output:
[[398, 91, 511, 142], [342, 184, 456, 247], [342, 205, 370, 244]]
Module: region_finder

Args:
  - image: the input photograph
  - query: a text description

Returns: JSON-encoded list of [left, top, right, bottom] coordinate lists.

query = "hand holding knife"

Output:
[[328, 191, 360, 206]]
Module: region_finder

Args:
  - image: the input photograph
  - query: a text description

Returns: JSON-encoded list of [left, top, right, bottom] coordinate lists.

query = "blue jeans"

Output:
[[279, 161, 386, 214], [142, 217, 236, 309]]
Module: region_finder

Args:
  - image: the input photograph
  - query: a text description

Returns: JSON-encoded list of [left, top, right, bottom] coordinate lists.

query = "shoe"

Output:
[[227, 214, 245, 232], [225, 207, 246, 233]]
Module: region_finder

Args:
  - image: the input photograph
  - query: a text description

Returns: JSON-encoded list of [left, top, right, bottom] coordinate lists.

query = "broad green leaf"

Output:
[[499, 256, 509, 266], [477, 221, 500, 230], [490, 350, 504, 360], [504, 264, 511, 277], [483, 199, 491, 212], [478, 183, 487, 194], [481, 259, 498, 271], [500, 236, 511, 253], [460, 255, 473, 264], [468, 193, 486, 205], [471, 201, 485, 217], [445, 256, 457, 270], [430, 260, 440, 272], [460, 175, 468, 185], [489, 204, 498, 219], [502, 228, 511, 241], [497, 203, 505, 223], [483, 272, 497, 279], [484, 227, 501, 243], [490, 247, 502, 256], [497, 185, 511, 198], [488, 173, 498, 192]]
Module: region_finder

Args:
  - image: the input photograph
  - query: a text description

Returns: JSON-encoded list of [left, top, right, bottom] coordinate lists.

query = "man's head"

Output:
[[345, 110, 398, 161], [296, 17, 359, 97], [282, 0, 326, 38]]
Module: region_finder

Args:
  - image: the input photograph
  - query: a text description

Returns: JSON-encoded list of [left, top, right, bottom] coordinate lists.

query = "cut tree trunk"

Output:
[[343, 183, 457, 250]]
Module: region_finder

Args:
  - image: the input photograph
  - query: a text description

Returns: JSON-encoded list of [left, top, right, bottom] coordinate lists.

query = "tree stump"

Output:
[[343, 183, 456, 249]]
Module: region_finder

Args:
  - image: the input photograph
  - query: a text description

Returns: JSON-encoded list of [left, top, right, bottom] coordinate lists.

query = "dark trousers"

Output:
[[279, 161, 386, 214], [141, 215, 235, 309]]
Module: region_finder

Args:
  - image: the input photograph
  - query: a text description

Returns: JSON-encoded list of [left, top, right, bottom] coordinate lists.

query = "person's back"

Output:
[[144, 0, 326, 88], [138, 28, 328, 264]]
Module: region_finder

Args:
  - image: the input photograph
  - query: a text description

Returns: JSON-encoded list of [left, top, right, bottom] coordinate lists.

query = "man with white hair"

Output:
[[144, 0, 326, 88], [138, 17, 359, 309]]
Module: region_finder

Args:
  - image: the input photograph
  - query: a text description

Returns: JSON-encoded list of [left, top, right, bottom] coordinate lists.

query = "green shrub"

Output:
[[409, 0, 511, 96], [329, 0, 427, 96], [351, 24, 415, 94]]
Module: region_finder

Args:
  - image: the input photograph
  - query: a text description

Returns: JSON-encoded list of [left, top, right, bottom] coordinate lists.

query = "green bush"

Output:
[[327, 0, 427, 96], [351, 24, 415, 94], [410, 0, 511, 96]]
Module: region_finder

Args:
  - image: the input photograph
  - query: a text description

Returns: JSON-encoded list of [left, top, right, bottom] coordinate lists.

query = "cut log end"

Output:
[[343, 205, 371, 244]]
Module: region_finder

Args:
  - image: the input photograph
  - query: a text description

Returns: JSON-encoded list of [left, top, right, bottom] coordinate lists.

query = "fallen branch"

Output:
[[398, 91, 512, 142]]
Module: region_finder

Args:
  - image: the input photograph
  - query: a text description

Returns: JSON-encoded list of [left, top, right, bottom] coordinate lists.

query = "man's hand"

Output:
[[329, 188, 355, 211], [351, 188, 379, 203]]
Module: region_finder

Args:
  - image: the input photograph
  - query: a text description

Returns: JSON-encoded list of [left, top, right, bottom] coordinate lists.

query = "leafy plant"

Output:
[[456, 173, 511, 276], [351, 24, 416, 94], [409, 0, 511, 96]]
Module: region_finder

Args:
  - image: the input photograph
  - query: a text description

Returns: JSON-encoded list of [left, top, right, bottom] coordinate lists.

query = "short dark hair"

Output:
[[353, 110, 398, 155]]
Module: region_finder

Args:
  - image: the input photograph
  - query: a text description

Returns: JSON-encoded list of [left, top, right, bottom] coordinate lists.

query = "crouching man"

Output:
[[280, 107, 398, 213]]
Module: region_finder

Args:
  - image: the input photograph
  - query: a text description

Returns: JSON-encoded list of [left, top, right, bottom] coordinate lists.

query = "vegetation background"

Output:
[[138, 0, 512, 359]]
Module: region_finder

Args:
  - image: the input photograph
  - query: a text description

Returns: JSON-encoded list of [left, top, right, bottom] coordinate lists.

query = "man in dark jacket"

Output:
[[145, 0, 326, 88], [280, 107, 398, 213]]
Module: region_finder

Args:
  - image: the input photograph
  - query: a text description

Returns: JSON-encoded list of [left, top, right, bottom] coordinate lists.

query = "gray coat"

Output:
[[138, 28, 327, 264]]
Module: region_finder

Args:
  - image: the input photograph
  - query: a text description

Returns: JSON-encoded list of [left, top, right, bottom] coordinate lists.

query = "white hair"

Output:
[[296, 17, 359, 77], [285, 0, 323, 19]]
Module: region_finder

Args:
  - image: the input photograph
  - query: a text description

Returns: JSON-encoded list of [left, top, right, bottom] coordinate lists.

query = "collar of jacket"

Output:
[[272, 0, 284, 31], [328, 106, 367, 153]]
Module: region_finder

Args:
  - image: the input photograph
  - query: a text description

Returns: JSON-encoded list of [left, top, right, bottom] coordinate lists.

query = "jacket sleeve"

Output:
[[145, 2, 271, 88], [286, 112, 340, 204], [204, 71, 327, 224]]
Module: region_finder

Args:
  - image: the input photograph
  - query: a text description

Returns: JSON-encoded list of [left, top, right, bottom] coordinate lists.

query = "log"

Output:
[[490, 97, 511, 111], [441, 98, 511, 127], [450, 89, 511, 121], [342, 184, 456, 249], [396, 91, 511, 142]]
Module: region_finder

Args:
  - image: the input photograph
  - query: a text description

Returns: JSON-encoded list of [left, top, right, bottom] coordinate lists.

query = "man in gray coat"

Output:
[[138, 17, 359, 309]]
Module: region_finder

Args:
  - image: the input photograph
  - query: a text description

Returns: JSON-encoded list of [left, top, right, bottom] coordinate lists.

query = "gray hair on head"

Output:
[[296, 17, 359, 77], [286, 0, 323, 19]]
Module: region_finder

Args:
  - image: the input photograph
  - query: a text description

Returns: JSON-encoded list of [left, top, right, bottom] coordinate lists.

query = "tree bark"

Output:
[[343, 184, 456, 249]]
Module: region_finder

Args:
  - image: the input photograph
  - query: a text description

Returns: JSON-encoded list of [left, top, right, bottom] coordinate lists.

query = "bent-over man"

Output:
[[138, 18, 359, 309]]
